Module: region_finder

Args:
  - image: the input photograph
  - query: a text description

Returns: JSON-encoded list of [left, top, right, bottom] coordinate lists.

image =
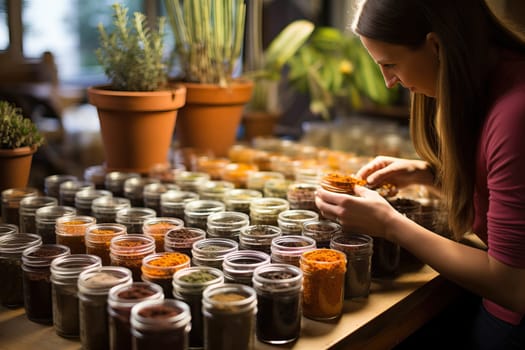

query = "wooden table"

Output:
[[0, 263, 466, 350]]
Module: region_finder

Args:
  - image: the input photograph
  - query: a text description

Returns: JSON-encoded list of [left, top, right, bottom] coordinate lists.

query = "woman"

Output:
[[315, 0, 525, 348]]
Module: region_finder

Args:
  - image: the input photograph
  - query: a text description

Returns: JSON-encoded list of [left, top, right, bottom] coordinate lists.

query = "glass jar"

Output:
[[300, 248, 346, 320], [35, 205, 76, 244], [78, 266, 133, 350], [252, 263, 303, 344], [83, 164, 107, 190], [202, 283, 257, 350], [174, 171, 210, 192], [331, 234, 373, 299], [195, 156, 230, 180], [141, 252, 191, 298], [123, 177, 160, 207], [110, 234, 156, 281], [271, 235, 316, 267], [220, 162, 259, 189], [302, 219, 342, 248], [1, 187, 39, 226], [0, 233, 42, 308], [115, 207, 156, 234], [44, 174, 78, 199], [50, 254, 102, 338], [286, 182, 319, 212], [143, 183, 179, 216], [191, 238, 239, 270], [184, 199, 225, 231], [164, 226, 206, 257], [108, 282, 164, 350], [172, 266, 224, 349], [131, 298, 192, 350], [277, 209, 319, 236], [142, 217, 184, 252], [239, 224, 282, 254], [160, 189, 199, 221], [222, 250, 271, 286], [91, 196, 131, 224], [22, 244, 71, 324], [74, 188, 112, 216], [222, 188, 262, 215], [198, 180, 235, 201], [246, 171, 284, 193], [85, 223, 127, 266], [263, 178, 293, 199], [55, 215, 96, 254], [59, 180, 95, 207], [19, 195, 57, 234], [206, 211, 250, 242], [249, 197, 290, 226], [0, 223, 18, 236], [105, 171, 141, 197]]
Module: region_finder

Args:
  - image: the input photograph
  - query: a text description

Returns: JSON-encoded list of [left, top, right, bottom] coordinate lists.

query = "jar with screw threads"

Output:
[[286, 182, 319, 212], [19, 195, 58, 234], [74, 188, 112, 216], [44, 174, 78, 199], [277, 209, 319, 236], [249, 197, 290, 226], [142, 217, 184, 252], [91, 196, 131, 224], [222, 250, 271, 286], [160, 189, 199, 221], [35, 205, 76, 244], [105, 172, 141, 198], [141, 252, 191, 298], [206, 211, 250, 242], [302, 219, 342, 248], [85, 223, 127, 265], [239, 224, 282, 254], [174, 171, 210, 192], [55, 215, 96, 254], [123, 177, 160, 207], [0, 223, 18, 237], [198, 180, 235, 202], [270, 235, 316, 267], [59, 180, 94, 207], [164, 226, 206, 257], [143, 183, 179, 216], [222, 188, 262, 215], [184, 200, 225, 231], [263, 178, 293, 199], [110, 234, 156, 281], [83, 165, 107, 190], [115, 207, 156, 234], [246, 171, 284, 193], [191, 238, 238, 270], [1, 187, 39, 226]]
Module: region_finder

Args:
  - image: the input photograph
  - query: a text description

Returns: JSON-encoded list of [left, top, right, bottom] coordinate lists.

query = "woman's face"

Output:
[[360, 34, 440, 97]]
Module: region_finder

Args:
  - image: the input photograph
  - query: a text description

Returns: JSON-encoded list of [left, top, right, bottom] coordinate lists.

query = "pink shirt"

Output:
[[473, 50, 525, 325]]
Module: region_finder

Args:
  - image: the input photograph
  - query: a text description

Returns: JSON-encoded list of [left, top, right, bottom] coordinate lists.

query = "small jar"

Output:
[[184, 199, 225, 231], [1, 187, 39, 226], [142, 217, 184, 252], [91, 196, 131, 223], [222, 188, 262, 215], [59, 180, 95, 207], [249, 197, 290, 226], [206, 211, 250, 242], [131, 298, 192, 350], [148, 162, 186, 183], [19, 195, 58, 234], [300, 248, 346, 320], [74, 188, 112, 216], [164, 226, 206, 257], [191, 238, 239, 270], [263, 178, 293, 199], [160, 189, 199, 221], [141, 252, 191, 298], [85, 223, 127, 265], [44, 174, 78, 199], [0, 223, 18, 236], [35, 205, 77, 244], [246, 171, 284, 193], [115, 207, 156, 234], [331, 234, 373, 299], [0, 233, 42, 308], [123, 177, 160, 207], [239, 224, 282, 254], [105, 171, 141, 197], [277, 209, 319, 236], [50, 254, 102, 338], [286, 182, 319, 212], [220, 162, 259, 188], [172, 266, 224, 349], [202, 283, 257, 350], [22, 244, 71, 324], [198, 180, 235, 201], [78, 266, 133, 350], [143, 182, 179, 216], [222, 250, 271, 286], [110, 234, 156, 281], [195, 156, 230, 180], [270, 235, 316, 267], [302, 219, 342, 248], [83, 164, 107, 190], [55, 215, 96, 254], [252, 263, 303, 344], [108, 282, 164, 350], [174, 171, 210, 192]]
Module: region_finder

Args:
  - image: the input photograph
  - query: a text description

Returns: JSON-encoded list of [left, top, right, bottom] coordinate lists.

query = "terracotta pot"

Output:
[[87, 84, 187, 174], [242, 111, 281, 141], [175, 80, 254, 157], [0, 146, 37, 193]]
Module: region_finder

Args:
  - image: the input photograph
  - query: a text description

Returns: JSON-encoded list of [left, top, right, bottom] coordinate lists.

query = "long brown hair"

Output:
[[352, 0, 525, 239]]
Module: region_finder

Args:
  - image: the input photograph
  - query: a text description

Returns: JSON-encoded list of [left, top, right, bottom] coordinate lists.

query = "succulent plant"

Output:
[[0, 100, 44, 149]]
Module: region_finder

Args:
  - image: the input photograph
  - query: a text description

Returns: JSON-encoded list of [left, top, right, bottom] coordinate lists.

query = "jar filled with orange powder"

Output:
[[142, 217, 184, 252], [110, 234, 155, 281], [141, 252, 190, 298], [55, 215, 96, 254], [85, 223, 127, 265]]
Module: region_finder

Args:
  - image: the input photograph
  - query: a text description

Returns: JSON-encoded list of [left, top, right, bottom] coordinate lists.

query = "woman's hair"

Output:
[[352, 0, 525, 239]]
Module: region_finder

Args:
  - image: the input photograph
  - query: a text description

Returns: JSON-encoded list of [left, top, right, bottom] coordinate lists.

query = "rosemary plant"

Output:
[[0, 101, 44, 149], [96, 3, 169, 91], [164, 0, 246, 87]]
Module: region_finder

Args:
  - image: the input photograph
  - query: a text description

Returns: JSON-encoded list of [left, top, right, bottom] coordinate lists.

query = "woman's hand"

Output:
[[356, 156, 435, 188]]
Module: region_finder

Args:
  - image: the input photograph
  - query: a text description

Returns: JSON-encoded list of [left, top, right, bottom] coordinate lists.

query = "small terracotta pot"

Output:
[[0, 146, 37, 193]]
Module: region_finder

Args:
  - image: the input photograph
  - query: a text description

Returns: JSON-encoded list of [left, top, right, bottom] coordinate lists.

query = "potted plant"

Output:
[[0, 100, 45, 193], [87, 3, 187, 174], [164, 0, 252, 157]]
